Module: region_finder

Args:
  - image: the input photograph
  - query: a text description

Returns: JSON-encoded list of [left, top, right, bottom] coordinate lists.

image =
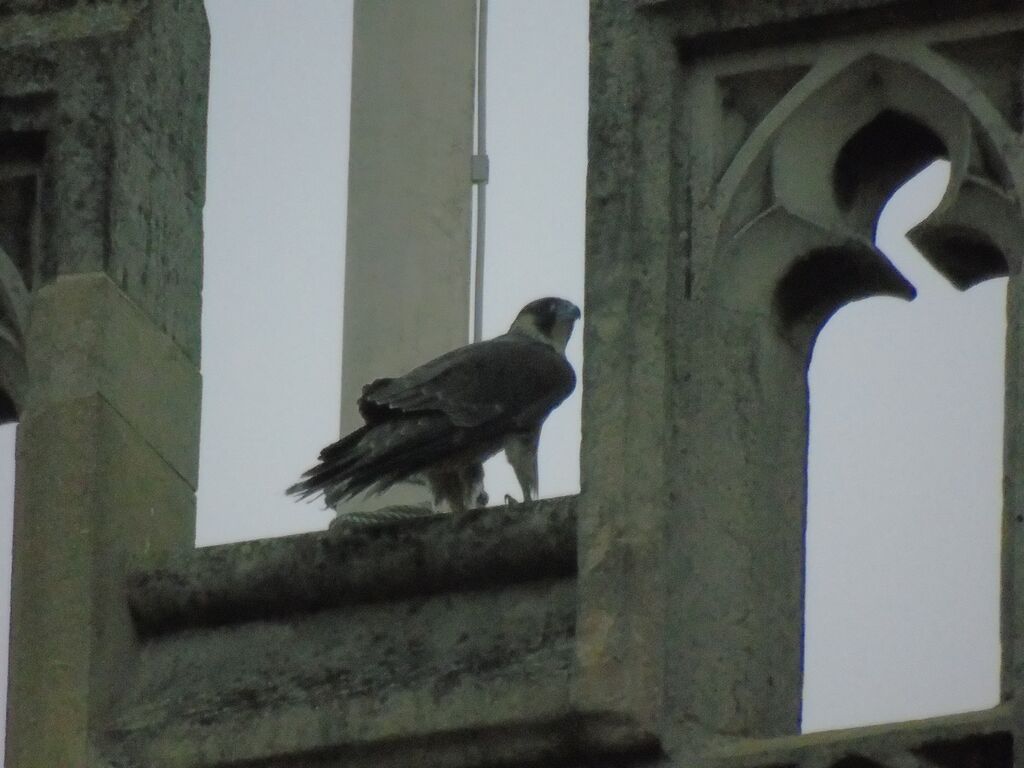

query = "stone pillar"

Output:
[[579, 0, 1024, 758], [574, 1, 676, 743], [0, 2, 208, 764], [339, 0, 477, 511]]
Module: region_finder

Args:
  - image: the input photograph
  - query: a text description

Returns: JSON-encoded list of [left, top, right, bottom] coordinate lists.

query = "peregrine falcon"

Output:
[[288, 297, 581, 513]]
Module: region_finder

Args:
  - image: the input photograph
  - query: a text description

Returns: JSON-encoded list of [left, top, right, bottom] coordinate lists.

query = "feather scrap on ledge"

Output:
[[287, 297, 581, 515]]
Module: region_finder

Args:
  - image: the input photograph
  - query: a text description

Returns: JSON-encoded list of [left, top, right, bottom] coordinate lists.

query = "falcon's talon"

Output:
[[504, 494, 520, 507]]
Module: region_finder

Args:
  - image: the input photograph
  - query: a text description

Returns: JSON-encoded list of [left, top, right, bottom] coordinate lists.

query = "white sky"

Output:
[[803, 160, 1004, 730], [0, 0, 1009, 755]]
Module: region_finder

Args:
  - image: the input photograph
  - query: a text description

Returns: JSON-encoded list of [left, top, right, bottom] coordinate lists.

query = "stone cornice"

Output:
[[128, 496, 578, 635]]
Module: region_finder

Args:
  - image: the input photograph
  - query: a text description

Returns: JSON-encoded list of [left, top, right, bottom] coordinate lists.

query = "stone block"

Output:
[[7, 393, 194, 767], [112, 578, 577, 768], [26, 273, 201, 488]]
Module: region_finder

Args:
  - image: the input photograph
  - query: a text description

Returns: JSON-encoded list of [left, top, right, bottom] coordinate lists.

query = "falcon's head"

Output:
[[510, 297, 581, 353]]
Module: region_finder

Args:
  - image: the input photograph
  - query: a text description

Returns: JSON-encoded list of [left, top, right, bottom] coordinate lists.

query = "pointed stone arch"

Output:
[[653, 29, 1024, 741], [707, 49, 1024, 348]]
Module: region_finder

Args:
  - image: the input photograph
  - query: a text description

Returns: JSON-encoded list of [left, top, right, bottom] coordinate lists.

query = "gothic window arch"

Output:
[[804, 157, 1006, 729], [709, 52, 1023, 348], [670, 39, 1024, 735]]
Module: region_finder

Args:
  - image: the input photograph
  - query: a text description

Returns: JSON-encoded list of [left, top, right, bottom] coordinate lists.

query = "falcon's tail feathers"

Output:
[[286, 416, 476, 507], [285, 424, 372, 501]]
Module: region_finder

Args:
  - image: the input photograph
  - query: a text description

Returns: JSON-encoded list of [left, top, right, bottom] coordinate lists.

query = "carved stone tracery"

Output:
[[704, 37, 1024, 345]]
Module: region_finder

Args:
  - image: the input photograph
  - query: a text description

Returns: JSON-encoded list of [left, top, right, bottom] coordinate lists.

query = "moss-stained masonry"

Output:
[[0, 1, 206, 766], [0, 0, 207, 361], [3, 1, 1024, 767]]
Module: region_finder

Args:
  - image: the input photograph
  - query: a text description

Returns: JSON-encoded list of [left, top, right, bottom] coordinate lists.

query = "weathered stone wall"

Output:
[[109, 0, 208, 362], [0, 2, 208, 766], [0, 0, 207, 360], [579, 0, 1024, 760], [116, 500, 581, 768]]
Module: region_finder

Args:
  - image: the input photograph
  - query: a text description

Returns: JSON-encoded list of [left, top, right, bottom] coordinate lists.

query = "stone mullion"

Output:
[[576, 0, 677, 743]]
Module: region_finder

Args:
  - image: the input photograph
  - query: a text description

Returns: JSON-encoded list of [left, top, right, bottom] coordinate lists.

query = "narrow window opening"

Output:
[[802, 159, 1004, 731], [477, 0, 588, 504]]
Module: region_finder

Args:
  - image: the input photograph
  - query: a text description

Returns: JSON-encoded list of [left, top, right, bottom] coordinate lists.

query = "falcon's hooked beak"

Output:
[[548, 300, 581, 354], [558, 302, 582, 322]]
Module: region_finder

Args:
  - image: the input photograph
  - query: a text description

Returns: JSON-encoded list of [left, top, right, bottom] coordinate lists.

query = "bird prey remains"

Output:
[[287, 297, 581, 513]]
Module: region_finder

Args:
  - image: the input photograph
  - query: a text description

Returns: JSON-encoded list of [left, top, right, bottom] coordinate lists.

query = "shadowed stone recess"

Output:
[[128, 496, 577, 635], [639, 0, 1019, 57], [913, 732, 1014, 768], [709, 707, 1011, 768]]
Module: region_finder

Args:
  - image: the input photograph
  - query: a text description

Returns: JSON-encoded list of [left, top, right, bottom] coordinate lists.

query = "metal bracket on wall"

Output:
[[471, 153, 490, 184]]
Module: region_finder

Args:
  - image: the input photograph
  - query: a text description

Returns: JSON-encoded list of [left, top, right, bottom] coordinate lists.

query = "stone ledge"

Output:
[[635, 0, 1018, 57], [712, 704, 1010, 767], [128, 496, 578, 635]]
